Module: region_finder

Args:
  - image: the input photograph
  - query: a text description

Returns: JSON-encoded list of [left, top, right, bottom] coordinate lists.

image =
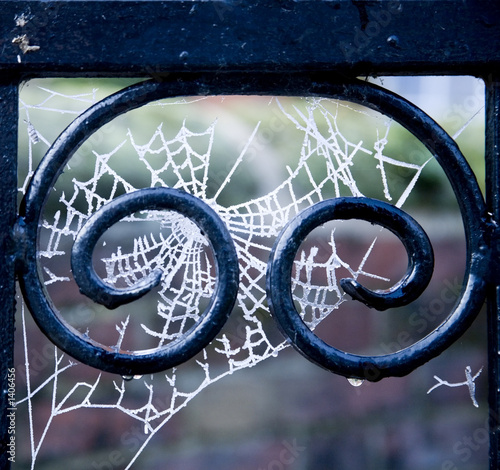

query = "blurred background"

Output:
[[13, 75, 488, 470]]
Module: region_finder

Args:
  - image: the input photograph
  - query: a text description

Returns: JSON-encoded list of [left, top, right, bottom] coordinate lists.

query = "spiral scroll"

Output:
[[266, 197, 435, 379], [16, 73, 490, 379]]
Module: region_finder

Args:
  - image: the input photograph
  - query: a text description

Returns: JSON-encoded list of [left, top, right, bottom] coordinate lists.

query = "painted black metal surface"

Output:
[[485, 75, 500, 470], [0, 1, 500, 78], [0, 77, 20, 470]]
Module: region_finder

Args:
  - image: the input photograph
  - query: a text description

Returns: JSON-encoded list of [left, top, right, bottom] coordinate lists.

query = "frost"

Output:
[[16, 82, 435, 468], [427, 366, 483, 408]]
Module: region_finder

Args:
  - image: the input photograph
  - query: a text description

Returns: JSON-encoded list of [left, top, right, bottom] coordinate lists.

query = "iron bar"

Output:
[[0, 1, 499, 78], [486, 73, 500, 470], [0, 76, 19, 470]]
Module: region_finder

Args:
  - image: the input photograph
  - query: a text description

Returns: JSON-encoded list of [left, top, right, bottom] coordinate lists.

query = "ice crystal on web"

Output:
[[16, 81, 434, 468]]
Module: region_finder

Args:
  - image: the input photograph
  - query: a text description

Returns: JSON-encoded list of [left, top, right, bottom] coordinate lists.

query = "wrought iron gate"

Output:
[[1, 1, 500, 468]]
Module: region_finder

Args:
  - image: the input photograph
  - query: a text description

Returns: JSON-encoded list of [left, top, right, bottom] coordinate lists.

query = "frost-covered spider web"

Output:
[[15, 79, 452, 469]]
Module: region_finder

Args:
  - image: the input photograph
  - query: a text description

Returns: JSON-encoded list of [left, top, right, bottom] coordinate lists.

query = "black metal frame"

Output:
[[1, 1, 500, 468]]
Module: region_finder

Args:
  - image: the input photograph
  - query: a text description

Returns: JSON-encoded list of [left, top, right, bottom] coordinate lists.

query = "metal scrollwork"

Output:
[[17, 79, 242, 377], [19, 184, 239, 376], [265, 78, 490, 382], [267, 197, 434, 311], [266, 197, 435, 379], [16, 73, 491, 379]]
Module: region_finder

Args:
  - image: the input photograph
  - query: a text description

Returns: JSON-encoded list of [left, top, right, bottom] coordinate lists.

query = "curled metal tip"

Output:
[[89, 268, 164, 310], [340, 278, 411, 311]]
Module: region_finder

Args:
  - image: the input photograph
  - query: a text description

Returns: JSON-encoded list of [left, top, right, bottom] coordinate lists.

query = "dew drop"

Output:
[[122, 374, 143, 381], [347, 377, 364, 387]]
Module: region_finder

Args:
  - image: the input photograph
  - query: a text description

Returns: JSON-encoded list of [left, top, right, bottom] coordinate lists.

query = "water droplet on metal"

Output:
[[122, 374, 142, 381], [347, 378, 364, 387]]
